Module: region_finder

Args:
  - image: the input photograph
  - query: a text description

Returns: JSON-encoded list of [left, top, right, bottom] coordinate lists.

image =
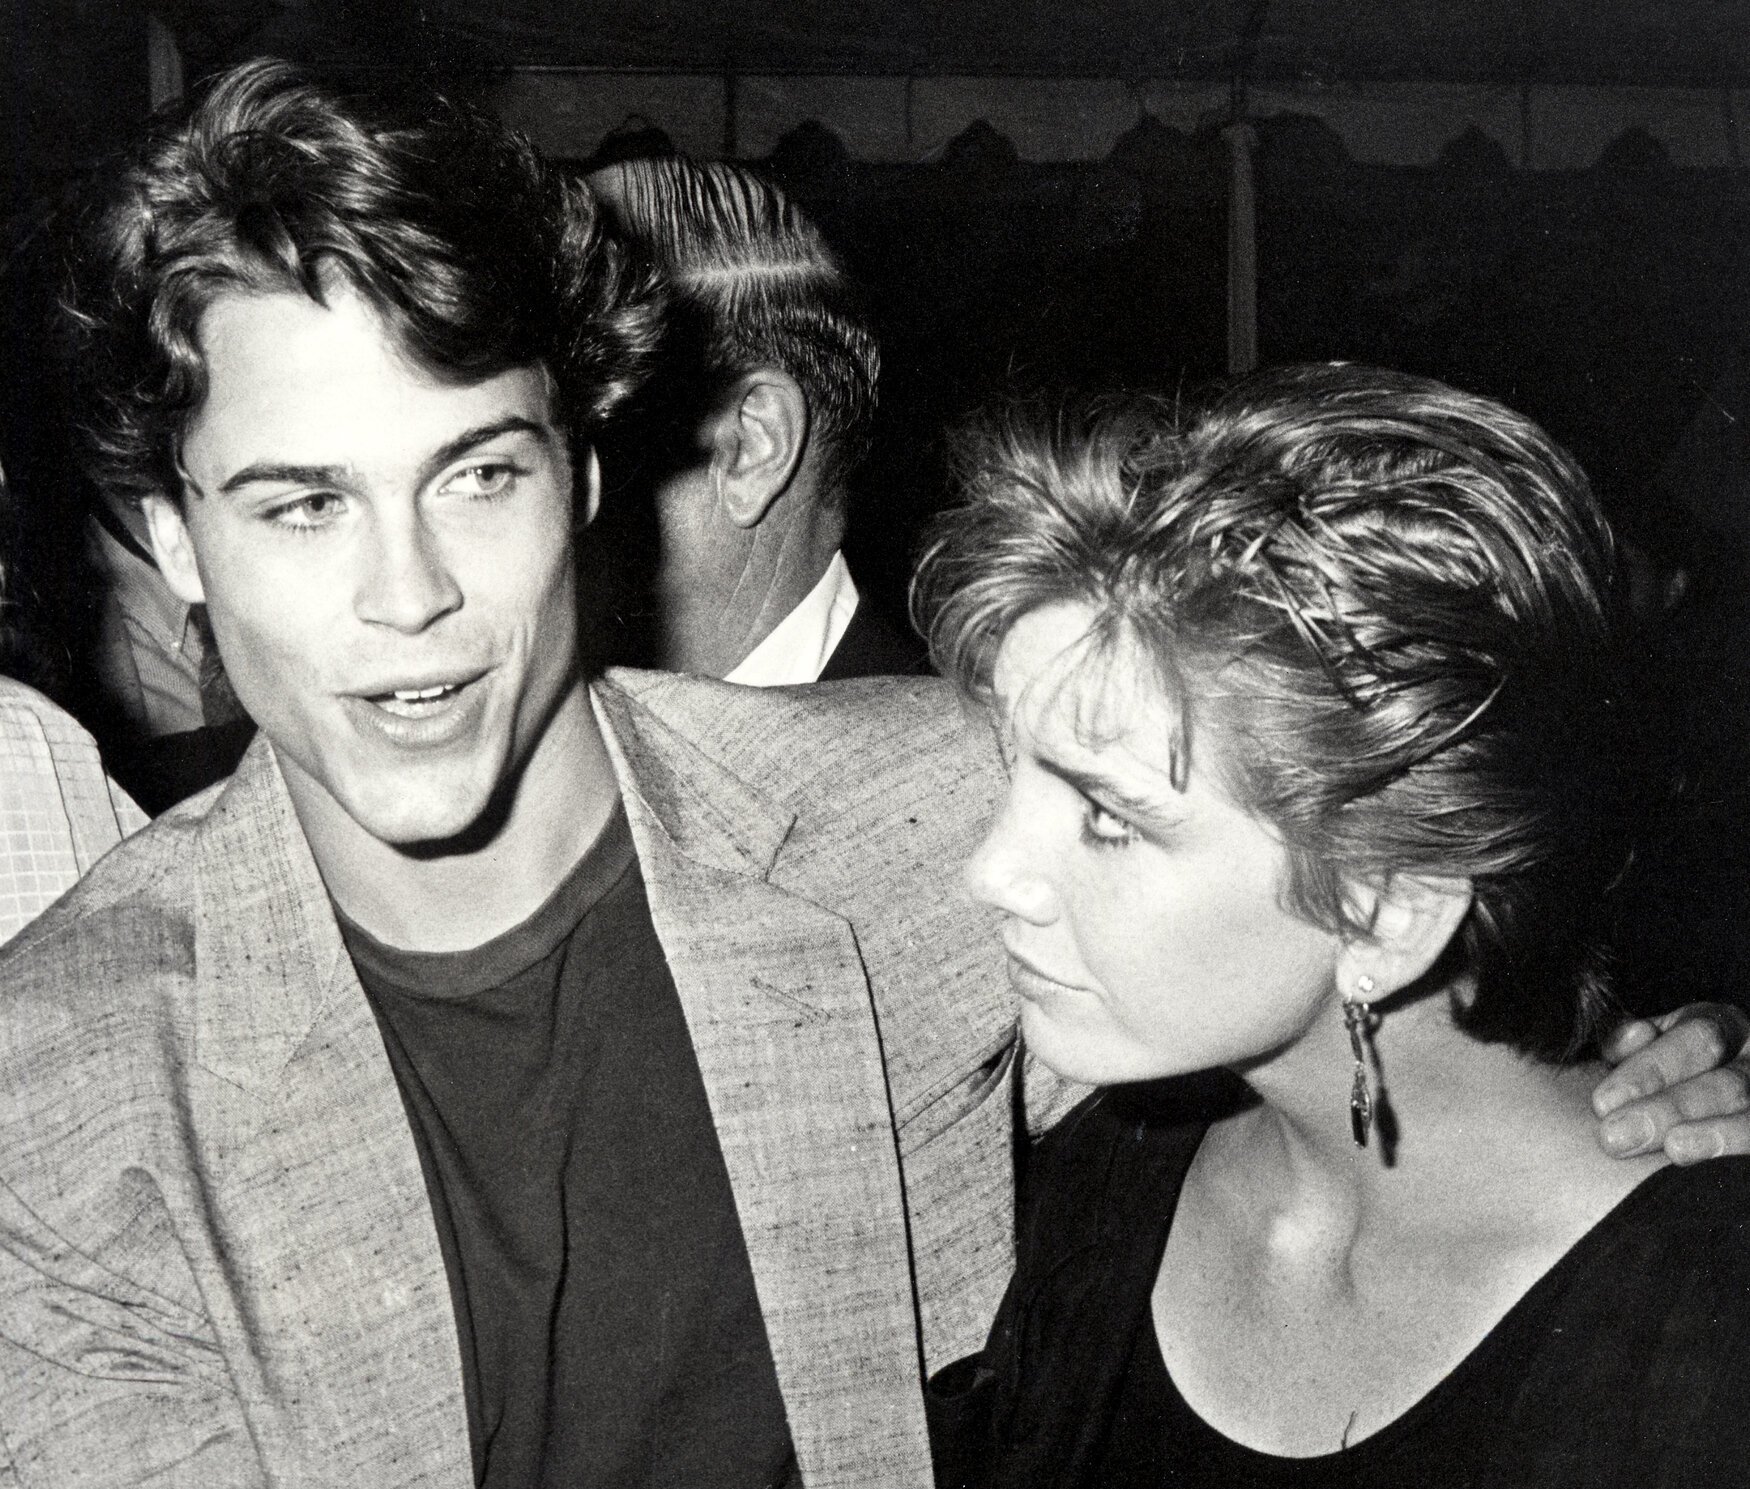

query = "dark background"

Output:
[[5, 0, 1750, 1007]]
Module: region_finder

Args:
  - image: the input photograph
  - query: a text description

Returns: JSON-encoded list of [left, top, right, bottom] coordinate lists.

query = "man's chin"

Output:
[[365, 788, 513, 860], [300, 762, 514, 861]]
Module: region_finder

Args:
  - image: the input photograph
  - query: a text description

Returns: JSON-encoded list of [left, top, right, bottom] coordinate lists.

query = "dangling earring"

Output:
[[1343, 975, 1379, 1148]]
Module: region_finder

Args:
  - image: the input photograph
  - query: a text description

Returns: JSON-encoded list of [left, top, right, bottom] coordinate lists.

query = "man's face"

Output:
[[149, 284, 591, 851]]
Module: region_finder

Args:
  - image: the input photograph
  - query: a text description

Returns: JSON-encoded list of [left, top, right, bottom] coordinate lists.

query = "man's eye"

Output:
[[1080, 801, 1139, 849], [266, 492, 346, 529], [441, 463, 519, 499]]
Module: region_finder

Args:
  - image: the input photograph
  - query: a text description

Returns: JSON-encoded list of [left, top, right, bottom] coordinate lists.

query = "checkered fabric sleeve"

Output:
[[0, 677, 146, 945]]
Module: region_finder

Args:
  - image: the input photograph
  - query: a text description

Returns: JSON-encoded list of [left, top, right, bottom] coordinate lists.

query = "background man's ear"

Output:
[[142, 493, 207, 606], [1339, 874, 1475, 999], [708, 369, 809, 529]]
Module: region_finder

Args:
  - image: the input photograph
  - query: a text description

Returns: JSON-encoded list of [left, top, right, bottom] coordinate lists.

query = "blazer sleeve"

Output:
[[0, 1170, 265, 1487]]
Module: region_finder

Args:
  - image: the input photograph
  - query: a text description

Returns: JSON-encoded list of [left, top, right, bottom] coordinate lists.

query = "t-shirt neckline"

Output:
[[336, 804, 636, 1000]]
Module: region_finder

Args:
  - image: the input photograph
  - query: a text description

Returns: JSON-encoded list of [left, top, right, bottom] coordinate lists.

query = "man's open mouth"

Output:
[[368, 681, 468, 718]]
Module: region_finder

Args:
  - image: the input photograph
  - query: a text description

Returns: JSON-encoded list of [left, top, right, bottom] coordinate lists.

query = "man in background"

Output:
[[83, 486, 254, 811], [587, 155, 925, 683]]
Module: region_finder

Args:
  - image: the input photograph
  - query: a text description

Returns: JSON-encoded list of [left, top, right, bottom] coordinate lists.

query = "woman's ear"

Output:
[[1339, 873, 1474, 999], [142, 493, 207, 606]]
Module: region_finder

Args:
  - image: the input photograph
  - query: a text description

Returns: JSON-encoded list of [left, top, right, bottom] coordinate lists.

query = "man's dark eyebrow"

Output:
[[218, 459, 347, 496], [216, 416, 555, 496], [419, 417, 555, 486]]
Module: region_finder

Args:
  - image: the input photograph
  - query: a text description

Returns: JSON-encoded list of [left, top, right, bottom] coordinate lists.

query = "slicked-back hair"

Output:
[[62, 58, 662, 510], [914, 363, 1638, 1064], [586, 155, 878, 490]]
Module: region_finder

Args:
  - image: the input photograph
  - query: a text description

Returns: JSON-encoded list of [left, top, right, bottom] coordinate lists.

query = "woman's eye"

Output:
[[441, 462, 519, 499], [266, 491, 345, 529], [1080, 801, 1139, 849]]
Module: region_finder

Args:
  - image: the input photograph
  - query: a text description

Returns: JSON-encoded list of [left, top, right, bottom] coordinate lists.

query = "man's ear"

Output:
[[575, 446, 602, 528], [141, 493, 206, 606], [707, 370, 809, 529], [1338, 873, 1474, 999]]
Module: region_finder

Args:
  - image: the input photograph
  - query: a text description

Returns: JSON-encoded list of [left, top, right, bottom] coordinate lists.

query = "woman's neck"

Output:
[[1210, 989, 1655, 1254], [1156, 988, 1669, 1457]]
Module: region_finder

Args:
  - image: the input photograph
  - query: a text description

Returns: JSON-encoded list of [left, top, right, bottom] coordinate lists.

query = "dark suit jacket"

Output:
[[819, 597, 931, 682]]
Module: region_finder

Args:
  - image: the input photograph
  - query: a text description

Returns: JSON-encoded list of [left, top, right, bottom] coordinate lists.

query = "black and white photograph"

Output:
[[2, 4, 1750, 1485]]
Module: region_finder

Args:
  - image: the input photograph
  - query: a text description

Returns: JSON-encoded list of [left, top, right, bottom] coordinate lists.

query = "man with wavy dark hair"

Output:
[[64, 59, 657, 814], [0, 62, 1035, 1487], [587, 155, 924, 682]]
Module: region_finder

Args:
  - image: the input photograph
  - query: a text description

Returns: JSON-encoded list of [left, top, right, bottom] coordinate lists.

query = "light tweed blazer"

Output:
[[0, 670, 1055, 1488]]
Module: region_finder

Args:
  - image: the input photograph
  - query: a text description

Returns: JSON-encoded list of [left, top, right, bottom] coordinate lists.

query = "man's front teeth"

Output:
[[392, 685, 451, 701]]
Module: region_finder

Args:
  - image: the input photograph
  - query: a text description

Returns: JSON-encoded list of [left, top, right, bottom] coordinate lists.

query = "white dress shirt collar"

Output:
[[724, 551, 858, 688]]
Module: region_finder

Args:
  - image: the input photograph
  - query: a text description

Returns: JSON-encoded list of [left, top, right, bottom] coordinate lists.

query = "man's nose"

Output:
[[355, 510, 464, 633], [963, 797, 1059, 926]]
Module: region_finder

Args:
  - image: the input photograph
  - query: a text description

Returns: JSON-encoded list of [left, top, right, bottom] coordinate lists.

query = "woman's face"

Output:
[[965, 602, 1345, 1086]]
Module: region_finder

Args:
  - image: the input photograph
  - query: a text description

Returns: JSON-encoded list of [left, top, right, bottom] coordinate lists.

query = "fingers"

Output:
[[1666, 1111, 1750, 1166], [1592, 1003, 1750, 1118], [1598, 1064, 1750, 1161], [1593, 1003, 1750, 1164], [1597, 1016, 1659, 1068]]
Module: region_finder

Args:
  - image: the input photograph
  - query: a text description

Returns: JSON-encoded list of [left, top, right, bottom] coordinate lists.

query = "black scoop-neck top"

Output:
[[929, 1085, 1750, 1489]]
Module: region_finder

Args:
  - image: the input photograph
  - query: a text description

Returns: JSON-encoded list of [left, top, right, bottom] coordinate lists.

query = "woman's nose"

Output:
[[963, 796, 1060, 925]]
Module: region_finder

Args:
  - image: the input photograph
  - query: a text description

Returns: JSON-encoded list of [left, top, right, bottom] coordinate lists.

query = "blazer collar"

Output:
[[591, 668, 939, 1485], [188, 679, 796, 1093], [589, 670, 796, 883], [180, 735, 471, 1486], [182, 680, 938, 1484], [191, 736, 353, 1095]]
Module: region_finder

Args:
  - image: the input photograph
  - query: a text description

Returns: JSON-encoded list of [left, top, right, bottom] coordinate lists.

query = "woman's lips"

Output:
[[1001, 945, 1088, 1000]]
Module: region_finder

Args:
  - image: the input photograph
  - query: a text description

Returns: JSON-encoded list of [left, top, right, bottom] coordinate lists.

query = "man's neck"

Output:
[[291, 682, 621, 952], [659, 490, 846, 678], [724, 553, 856, 688]]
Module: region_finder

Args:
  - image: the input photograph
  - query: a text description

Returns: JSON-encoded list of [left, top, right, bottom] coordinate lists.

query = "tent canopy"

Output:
[[150, 0, 1750, 86]]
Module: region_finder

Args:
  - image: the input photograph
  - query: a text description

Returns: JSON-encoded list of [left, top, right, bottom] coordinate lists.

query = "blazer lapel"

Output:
[[186, 741, 471, 1487], [594, 680, 936, 1489]]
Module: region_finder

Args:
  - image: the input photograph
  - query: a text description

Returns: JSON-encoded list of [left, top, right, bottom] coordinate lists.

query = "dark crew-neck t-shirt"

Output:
[[339, 808, 796, 1489]]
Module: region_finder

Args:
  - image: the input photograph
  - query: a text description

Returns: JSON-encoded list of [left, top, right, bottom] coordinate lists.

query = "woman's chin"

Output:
[[1020, 1004, 1183, 1088]]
